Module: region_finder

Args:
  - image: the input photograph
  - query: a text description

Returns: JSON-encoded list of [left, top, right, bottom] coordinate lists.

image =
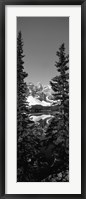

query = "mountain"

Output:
[[27, 95, 51, 107], [27, 82, 60, 107]]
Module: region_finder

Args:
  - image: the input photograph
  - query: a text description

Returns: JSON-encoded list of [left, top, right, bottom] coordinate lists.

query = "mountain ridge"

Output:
[[27, 82, 60, 107]]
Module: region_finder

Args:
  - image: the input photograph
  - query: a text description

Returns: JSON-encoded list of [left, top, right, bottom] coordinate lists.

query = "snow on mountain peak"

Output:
[[27, 95, 51, 107], [27, 82, 58, 107]]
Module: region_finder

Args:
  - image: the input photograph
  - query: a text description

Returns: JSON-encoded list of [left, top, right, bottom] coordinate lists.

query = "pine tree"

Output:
[[50, 43, 69, 114], [17, 31, 41, 182], [17, 31, 30, 181], [45, 44, 69, 179], [17, 31, 28, 139], [50, 43, 69, 140]]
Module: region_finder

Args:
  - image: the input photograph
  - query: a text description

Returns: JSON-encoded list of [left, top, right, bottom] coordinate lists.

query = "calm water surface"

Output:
[[29, 113, 55, 132]]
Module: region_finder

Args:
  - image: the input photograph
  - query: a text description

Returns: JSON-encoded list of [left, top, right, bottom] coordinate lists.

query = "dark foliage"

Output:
[[17, 37, 69, 182], [45, 43, 69, 180], [17, 31, 28, 138], [17, 31, 33, 181]]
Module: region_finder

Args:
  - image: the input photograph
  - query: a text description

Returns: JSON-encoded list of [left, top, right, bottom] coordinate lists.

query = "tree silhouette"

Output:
[[17, 31, 28, 139], [50, 43, 69, 129], [44, 43, 69, 180], [50, 43, 69, 113], [17, 31, 30, 181]]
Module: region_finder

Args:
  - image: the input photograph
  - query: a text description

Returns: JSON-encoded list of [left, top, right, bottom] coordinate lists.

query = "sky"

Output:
[[17, 17, 69, 86]]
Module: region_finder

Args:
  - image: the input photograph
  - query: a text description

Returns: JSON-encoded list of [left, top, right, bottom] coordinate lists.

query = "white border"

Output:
[[5, 5, 81, 194]]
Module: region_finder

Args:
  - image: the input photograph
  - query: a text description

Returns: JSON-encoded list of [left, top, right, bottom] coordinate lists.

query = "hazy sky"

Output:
[[17, 17, 69, 85]]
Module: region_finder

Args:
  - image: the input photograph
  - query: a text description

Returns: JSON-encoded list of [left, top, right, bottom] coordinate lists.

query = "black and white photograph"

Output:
[[17, 17, 69, 182]]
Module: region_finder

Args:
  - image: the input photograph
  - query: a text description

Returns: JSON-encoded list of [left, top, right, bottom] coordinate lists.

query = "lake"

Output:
[[29, 113, 55, 134]]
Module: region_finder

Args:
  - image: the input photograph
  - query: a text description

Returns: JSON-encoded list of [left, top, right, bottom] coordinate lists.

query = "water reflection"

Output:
[[29, 113, 54, 133], [29, 113, 54, 139], [29, 113, 54, 124]]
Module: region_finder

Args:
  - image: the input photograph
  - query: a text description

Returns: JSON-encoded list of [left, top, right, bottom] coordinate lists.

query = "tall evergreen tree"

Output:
[[17, 31, 40, 182], [50, 43, 69, 138], [17, 31, 29, 181], [17, 31, 28, 139], [45, 43, 69, 179], [50, 43, 69, 115]]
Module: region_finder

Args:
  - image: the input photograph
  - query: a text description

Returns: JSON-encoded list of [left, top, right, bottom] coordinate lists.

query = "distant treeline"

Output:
[[28, 104, 60, 113]]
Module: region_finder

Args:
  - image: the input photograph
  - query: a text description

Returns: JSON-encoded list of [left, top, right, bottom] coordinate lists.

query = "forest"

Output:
[[17, 31, 69, 182]]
